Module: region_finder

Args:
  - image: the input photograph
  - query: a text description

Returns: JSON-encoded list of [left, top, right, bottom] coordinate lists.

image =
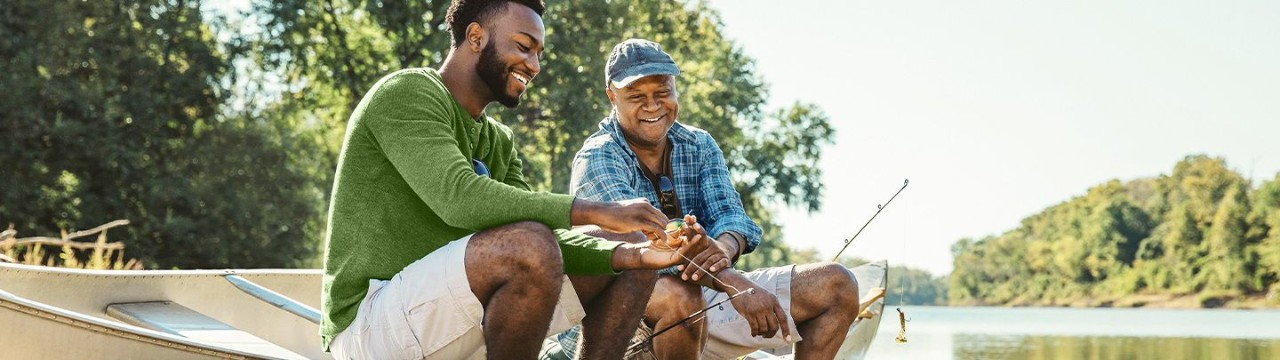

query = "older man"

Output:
[[561, 39, 863, 359]]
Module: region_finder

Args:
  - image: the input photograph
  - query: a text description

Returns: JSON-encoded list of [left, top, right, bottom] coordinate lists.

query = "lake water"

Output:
[[862, 306, 1280, 359]]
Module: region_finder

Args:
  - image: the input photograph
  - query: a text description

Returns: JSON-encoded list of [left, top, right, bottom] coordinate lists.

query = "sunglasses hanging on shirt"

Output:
[[638, 144, 682, 219]]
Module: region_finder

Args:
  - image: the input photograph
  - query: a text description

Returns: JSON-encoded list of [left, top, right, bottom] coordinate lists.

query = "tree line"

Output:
[[949, 155, 1280, 307]]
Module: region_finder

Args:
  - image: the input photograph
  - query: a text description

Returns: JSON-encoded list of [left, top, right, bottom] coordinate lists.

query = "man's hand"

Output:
[[674, 215, 732, 281], [719, 271, 793, 341], [572, 198, 668, 241], [613, 226, 711, 269]]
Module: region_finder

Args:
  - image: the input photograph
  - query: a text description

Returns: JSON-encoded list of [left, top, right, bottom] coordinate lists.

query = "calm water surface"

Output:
[[862, 306, 1280, 359]]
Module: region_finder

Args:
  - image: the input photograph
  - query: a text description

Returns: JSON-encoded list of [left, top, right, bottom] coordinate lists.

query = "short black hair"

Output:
[[446, 0, 546, 47]]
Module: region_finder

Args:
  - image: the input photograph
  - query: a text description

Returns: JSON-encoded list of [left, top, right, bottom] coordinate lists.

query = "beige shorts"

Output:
[[701, 265, 803, 360], [329, 235, 586, 360]]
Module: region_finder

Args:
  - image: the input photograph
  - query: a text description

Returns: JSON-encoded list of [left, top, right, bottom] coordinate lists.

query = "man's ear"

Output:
[[465, 23, 487, 52], [605, 86, 616, 104]]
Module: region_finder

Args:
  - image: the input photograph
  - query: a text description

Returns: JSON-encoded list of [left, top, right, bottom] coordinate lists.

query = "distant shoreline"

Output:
[[950, 293, 1279, 310]]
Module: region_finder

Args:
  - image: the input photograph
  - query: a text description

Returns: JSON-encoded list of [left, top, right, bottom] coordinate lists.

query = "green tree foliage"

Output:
[[1249, 175, 1280, 299], [887, 265, 948, 306], [248, 0, 835, 269], [3, 0, 834, 269], [949, 155, 1278, 306], [1200, 184, 1251, 292], [1, 0, 325, 268], [834, 256, 947, 303], [250, 0, 455, 158], [837, 257, 947, 306]]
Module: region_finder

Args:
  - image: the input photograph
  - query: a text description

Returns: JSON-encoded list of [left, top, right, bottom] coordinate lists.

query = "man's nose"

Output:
[[642, 98, 660, 112], [524, 53, 541, 79]]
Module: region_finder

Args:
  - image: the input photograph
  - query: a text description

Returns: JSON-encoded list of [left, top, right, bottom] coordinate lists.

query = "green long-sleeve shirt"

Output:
[[320, 68, 621, 347]]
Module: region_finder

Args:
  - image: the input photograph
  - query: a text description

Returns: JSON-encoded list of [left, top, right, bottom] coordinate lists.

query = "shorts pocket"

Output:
[[405, 297, 474, 355], [362, 301, 427, 360]]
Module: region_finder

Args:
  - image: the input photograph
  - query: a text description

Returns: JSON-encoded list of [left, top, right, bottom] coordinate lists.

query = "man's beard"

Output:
[[476, 39, 520, 108]]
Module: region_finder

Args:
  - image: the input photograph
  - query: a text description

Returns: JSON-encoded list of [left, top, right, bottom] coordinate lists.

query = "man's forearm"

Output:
[[689, 268, 755, 294], [716, 232, 745, 263], [570, 198, 601, 226], [610, 243, 641, 271]]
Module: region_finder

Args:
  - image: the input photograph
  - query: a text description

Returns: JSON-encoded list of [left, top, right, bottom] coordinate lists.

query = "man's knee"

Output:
[[623, 266, 660, 286], [505, 220, 558, 252], [651, 277, 706, 314], [807, 262, 860, 307], [469, 221, 562, 275]]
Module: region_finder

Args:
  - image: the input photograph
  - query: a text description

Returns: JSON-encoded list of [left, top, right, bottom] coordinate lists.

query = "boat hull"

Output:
[[0, 263, 323, 359]]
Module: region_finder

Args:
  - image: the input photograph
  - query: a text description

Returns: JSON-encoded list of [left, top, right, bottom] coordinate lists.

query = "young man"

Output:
[[565, 39, 863, 359], [321, 3, 706, 359]]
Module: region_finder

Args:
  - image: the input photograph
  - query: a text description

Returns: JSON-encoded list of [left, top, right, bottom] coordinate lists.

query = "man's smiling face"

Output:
[[475, 3, 544, 108], [608, 75, 679, 150]]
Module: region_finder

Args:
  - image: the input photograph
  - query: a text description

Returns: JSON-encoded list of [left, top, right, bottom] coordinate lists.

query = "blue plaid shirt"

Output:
[[556, 115, 763, 357], [570, 115, 762, 253]]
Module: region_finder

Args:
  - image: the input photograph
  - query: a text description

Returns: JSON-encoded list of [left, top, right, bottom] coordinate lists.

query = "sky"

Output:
[[705, 0, 1280, 275]]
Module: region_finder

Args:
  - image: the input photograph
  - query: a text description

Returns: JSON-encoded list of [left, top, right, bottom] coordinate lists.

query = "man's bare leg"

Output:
[[567, 228, 659, 359], [644, 277, 708, 359], [787, 262, 861, 360], [466, 221, 565, 359]]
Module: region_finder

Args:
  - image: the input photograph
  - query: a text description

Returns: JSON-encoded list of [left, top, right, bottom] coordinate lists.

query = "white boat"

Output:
[[0, 262, 324, 359], [742, 260, 889, 360], [0, 260, 886, 359]]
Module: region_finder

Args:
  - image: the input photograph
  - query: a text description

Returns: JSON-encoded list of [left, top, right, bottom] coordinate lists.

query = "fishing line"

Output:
[[896, 186, 909, 344], [901, 189, 907, 306]]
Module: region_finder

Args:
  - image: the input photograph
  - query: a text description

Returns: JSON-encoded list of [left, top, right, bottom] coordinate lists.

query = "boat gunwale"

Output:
[[0, 288, 281, 359], [0, 262, 320, 277]]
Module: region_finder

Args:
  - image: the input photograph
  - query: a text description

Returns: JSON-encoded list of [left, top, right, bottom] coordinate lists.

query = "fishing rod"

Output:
[[832, 179, 909, 261], [630, 180, 911, 356], [625, 219, 757, 358], [624, 288, 755, 357]]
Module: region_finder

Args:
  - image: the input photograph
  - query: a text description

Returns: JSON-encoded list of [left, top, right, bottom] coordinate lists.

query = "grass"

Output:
[[1, 221, 142, 270]]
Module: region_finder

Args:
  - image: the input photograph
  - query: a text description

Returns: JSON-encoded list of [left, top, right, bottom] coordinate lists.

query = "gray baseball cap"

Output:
[[605, 39, 681, 88]]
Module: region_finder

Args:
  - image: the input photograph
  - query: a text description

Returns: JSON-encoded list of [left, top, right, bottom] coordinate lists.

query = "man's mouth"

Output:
[[640, 114, 666, 123], [511, 71, 530, 86]]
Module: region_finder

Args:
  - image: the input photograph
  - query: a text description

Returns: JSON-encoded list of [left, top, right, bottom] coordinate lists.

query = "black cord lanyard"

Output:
[[638, 143, 681, 218]]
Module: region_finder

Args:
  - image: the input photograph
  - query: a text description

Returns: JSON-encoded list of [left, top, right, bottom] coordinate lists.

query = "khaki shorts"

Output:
[[330, 235, 586, 360], [701, 265, 803, 360]]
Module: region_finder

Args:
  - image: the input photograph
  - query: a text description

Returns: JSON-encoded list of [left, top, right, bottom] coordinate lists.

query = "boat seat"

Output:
[[107, 301, 307, 360], [859, 287, 887, 319]]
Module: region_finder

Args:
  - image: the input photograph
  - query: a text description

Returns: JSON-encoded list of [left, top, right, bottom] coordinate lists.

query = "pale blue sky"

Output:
[[707, 0, 1280, 275]]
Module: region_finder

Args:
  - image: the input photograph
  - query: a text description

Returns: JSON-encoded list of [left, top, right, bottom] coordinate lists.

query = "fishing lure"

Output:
[[895, 307, 908, 344]]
